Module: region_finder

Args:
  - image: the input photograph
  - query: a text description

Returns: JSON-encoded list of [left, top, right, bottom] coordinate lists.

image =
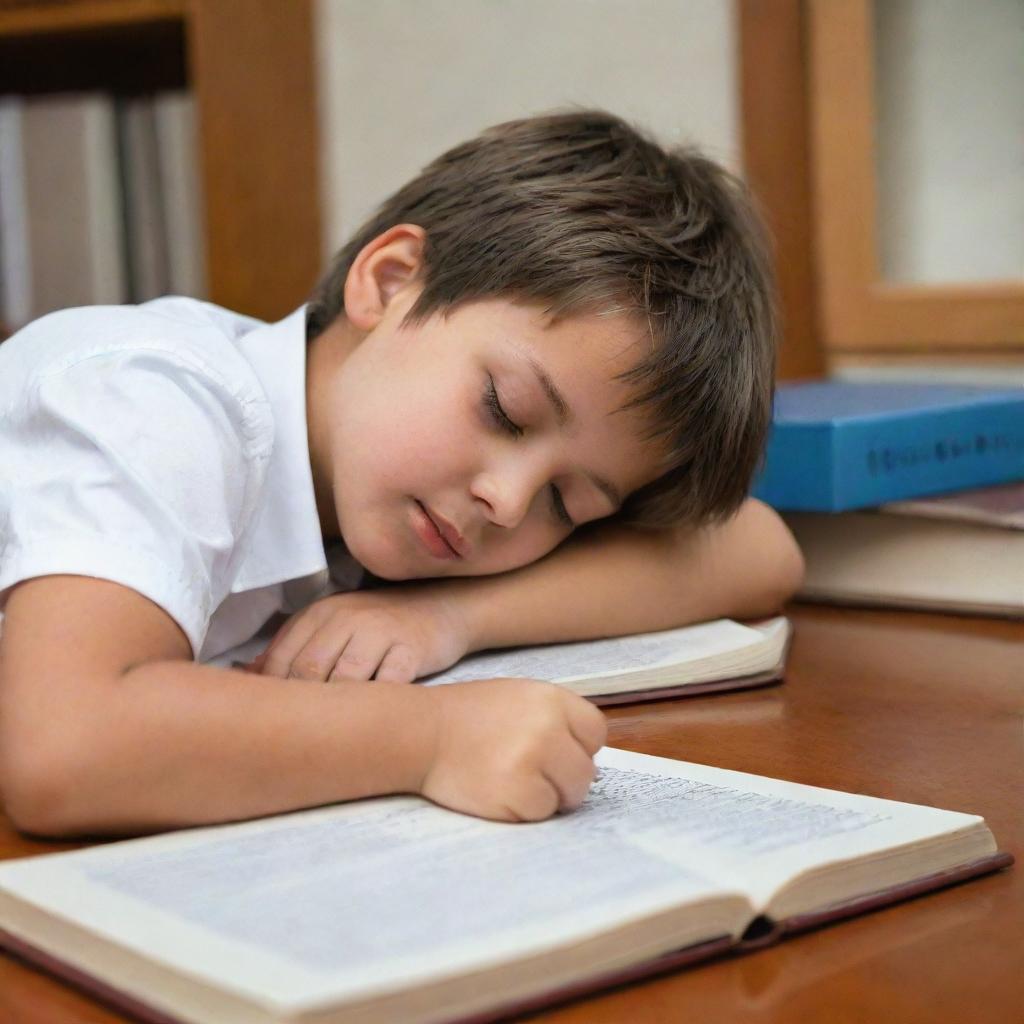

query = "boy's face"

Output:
[[311, 249, 666, 582]]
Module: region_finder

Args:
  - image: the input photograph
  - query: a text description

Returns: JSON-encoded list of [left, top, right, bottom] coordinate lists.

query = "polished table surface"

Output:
[[0, 604, 1021, 1024]]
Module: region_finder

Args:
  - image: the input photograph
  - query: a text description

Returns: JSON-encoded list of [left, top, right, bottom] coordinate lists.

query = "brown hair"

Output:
[[307, 108, 777, 530]]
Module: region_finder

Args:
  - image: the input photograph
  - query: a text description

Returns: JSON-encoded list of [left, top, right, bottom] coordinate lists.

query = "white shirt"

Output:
[[0, 297, 364, 663]]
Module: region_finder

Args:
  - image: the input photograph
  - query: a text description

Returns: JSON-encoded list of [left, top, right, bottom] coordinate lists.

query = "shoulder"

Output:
[[0, 303, 281, 651], [1, 298, 264, 388], [0, 299, 274, 453]]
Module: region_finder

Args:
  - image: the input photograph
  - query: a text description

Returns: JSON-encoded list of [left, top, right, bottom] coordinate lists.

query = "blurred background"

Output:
[[0, 2, 1021, 640], [315, 0, 738, 256], [0, 0, 1021, 384]]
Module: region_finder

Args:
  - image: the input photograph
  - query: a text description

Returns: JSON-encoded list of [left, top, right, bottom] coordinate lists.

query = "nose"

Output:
[[470, 461, 545, 530]]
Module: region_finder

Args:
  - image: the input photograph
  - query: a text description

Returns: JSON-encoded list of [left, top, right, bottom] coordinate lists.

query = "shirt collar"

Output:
[[230, 305, 329, 592]]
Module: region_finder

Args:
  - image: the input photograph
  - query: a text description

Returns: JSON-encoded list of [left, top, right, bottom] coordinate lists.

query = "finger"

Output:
[[288, 630, 357, 681], [258, 615, 307, 669], [542, 744, 598, 814], [257, 612, 294, 655], [264, 611, 293, 642], [505, 774, 561, 823], [278, 626, 354, 684], [372, 643, 419, 684], [327, 632, 391, 682], [261, 606, 334, 678], [564, 696, 608, 757]]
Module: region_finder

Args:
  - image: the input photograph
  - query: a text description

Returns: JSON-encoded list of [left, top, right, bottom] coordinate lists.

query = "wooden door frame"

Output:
[[807, 0, 1023, 352], [739, 0, 1024, 368], [739, 0, 826, 379]]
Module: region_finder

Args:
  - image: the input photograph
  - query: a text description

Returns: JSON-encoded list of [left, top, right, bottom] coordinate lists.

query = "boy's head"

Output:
[[305, 109, 776, 580]]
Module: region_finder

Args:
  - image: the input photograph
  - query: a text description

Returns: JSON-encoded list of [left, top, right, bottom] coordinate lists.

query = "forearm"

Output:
[[455, 499, 804, 651], [15, 661, 437, 836]]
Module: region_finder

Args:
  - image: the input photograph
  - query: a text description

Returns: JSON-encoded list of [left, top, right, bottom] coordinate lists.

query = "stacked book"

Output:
[[0, 90, 206, 335], [752, 380, 1024, 618]]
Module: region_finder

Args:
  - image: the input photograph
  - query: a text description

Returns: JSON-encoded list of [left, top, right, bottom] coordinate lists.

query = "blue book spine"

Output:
[[754, 400, 1024, 511]]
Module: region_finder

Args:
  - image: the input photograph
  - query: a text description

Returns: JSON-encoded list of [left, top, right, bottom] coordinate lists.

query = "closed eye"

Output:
[[484, 376, 522, 438], [484, 375, 574, 529], [549, 483, 573, 528]]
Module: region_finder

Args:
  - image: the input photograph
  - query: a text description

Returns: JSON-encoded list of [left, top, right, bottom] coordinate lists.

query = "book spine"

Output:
[[154, 91, 207, 299], [117, 96, 170, 303], [82, 97, 128, 307], [0, 98, 32, 331], [751, 424, 835, 509], [24, 93, 128, 318], [756, 400, 1024, 511], [831, 402, 1024, 510]]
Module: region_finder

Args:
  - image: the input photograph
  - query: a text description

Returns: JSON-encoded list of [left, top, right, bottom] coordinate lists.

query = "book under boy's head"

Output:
[[752, 379, 1024, 513]]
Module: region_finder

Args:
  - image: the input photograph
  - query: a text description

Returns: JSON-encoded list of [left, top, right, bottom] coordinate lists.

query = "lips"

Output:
[[416, 501, 468, 559]]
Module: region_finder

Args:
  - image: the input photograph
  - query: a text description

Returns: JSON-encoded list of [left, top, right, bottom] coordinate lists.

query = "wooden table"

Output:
[[1, 604, 1021, 1024]]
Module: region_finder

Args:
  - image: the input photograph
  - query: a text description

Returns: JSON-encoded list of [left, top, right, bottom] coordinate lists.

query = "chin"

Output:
[[339, 526, 413, 582], [366, 561, 415, 582], [346, 538, 402, 580]]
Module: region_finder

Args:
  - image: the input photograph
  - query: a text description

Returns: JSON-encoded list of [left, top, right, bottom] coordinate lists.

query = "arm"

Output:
[[251, 499, 802, 685], [456, 498, 804, 653], [0, 576, 604, 837]]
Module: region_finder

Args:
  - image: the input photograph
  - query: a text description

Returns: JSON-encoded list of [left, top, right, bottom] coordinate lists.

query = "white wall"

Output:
[[314, 0, 738, 259], [874, 0, 1024, 285]]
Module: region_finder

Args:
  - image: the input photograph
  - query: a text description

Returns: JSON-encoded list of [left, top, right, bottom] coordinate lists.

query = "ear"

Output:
[[342, 224, 426, 331]]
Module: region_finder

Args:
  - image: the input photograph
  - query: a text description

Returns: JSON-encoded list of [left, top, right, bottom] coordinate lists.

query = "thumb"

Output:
[[244, 649, 271, 674]]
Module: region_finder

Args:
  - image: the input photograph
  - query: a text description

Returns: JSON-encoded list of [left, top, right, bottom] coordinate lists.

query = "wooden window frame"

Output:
[[739, 0, 827, 379], [741, 0, 1023, 372], [809, 0, 1024, 354]]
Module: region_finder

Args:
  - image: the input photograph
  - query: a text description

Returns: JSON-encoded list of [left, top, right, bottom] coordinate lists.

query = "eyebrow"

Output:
[[525, 355, 624, 510]]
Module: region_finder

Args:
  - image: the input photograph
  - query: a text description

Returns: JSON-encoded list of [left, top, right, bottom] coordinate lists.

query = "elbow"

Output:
[[754, 503, 805, 615], [0, 710, 105, 838], [0, 663, 139, 838], [729, 500, 805, 619], [0, 739, 84, 838], [771, 520, 806, 609]]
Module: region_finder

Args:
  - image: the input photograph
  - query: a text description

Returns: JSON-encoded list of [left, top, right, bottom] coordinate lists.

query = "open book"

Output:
[[419, 617, 790, 704], [218, 617, 791, 705], [0, 748, 1009, 1024]]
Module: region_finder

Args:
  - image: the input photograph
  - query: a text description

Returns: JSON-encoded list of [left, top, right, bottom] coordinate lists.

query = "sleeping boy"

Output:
[[0, 109, 802, 836]]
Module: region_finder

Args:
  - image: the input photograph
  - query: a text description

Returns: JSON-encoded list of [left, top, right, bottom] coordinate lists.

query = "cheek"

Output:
[[380, 385, 468, 461], [343, 403, 445, 489]]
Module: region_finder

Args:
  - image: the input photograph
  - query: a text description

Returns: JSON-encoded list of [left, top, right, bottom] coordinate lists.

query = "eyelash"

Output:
[[484, 376, 574, 529]]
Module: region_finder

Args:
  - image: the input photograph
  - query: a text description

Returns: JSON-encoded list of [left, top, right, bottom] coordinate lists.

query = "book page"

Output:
[[0, 747, 989, 1011], [0, 759, 752, 1010], [594, 748, 991, 912], [420, 618, 769, 686]]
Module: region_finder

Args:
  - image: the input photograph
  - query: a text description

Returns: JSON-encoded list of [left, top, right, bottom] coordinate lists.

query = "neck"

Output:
[[305, 314, 365, 543]]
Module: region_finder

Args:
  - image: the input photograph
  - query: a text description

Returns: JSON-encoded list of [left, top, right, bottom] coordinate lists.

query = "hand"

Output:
[[418, 679, 607, 821], [249, 585, 473, 683]]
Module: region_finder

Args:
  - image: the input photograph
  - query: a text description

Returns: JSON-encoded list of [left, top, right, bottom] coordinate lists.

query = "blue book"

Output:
[[752, 380, 1024, 512]]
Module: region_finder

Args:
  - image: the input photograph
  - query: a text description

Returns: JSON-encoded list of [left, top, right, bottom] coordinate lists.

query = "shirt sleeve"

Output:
[[0, 341, 274, 658]]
